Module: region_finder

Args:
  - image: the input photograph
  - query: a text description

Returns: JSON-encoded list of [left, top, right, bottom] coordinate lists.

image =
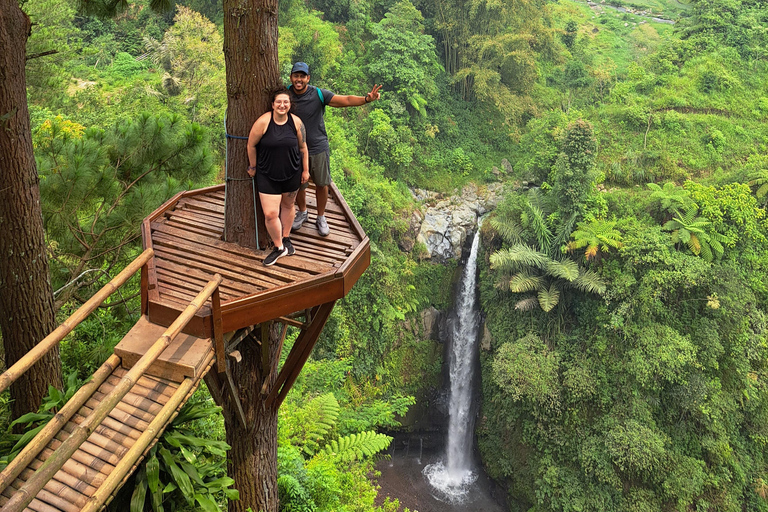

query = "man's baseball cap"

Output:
[[291, 62, 310, 75]]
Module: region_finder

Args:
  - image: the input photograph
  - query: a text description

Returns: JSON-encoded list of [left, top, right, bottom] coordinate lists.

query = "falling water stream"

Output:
[[422, 226, 482, 503]]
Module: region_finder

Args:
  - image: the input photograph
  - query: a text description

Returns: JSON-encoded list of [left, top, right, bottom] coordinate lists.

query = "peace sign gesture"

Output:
[[364, 84, 383, 103]]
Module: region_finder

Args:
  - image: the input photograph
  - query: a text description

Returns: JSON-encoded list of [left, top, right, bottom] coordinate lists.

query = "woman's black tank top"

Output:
[[256, 113, 300, 181]]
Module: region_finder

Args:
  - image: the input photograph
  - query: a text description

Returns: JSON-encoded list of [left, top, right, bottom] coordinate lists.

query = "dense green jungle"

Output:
[[3, 0, 768, 509]]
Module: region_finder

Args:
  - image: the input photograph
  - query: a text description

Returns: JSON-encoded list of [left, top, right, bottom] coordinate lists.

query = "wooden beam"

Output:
[[277, 316, 307, 329], [261, 324, 288, 396], [266, 301, 336, 409], [225, 360, 247, 429], [261, 322, 270, 375], [0, 248, 153, 395], [226, 326, 258, 353], [212, 287, 225, 374]]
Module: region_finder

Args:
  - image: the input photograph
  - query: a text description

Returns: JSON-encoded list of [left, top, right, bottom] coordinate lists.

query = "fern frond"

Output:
[[687, 233, 701, 255], [322, 431, 392, 462], [302, 393, 340, 456]]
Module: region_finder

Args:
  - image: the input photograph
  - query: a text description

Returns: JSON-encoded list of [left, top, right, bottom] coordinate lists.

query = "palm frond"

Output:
[[545, 258, 579, 281], [489, 215, 523, 244], [515, 297, 540, 311], [490, 244, 549, 271], [572, 269, 607, 294], [509, 272, 544, 293]]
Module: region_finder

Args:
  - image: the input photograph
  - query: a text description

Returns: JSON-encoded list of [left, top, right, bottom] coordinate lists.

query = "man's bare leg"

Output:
[[316, 185, 328, 217], [296, 187, 307, 212]]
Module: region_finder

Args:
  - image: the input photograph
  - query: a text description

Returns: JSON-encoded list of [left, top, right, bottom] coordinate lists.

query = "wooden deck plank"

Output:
[[163, 214, 223, 237], [153, 245, 291, 291], [152, 236, 317, 285], [154, 265, 254, 301], [288, 231, 354, 254], [166, 209, 225, 230], [151, 222, 330, 275], [178, 197, 225, 215], [161, 219, 222, 239], [156, 261, 261, 296]]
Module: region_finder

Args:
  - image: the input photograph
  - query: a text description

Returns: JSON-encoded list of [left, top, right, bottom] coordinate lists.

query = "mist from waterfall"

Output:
[[423, 226, 482, 503]]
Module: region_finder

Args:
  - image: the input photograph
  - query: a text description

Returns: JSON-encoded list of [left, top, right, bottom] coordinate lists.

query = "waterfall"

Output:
[[423, 226, 482, 503]]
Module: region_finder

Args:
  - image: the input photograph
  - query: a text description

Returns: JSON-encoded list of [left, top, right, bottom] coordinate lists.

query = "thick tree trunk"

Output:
[[222, 322, 282, 512], [222, 0, 279, 249], [0, 0, 63, 420]]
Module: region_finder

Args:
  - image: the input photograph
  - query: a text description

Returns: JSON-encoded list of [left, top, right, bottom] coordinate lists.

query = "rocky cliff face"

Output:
[[409, 183, 504, 261]]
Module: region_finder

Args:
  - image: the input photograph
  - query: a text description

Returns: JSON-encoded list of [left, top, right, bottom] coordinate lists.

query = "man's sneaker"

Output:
[[292, 210, 308, 232], [282, 237, 295, 256], [263, 245, 288, 266], [316, 215, 330, 237]]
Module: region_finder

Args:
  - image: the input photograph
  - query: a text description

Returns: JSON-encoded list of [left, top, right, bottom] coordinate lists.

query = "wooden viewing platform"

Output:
[[143, 182, 370, 338], [0, 182, 370, 511]]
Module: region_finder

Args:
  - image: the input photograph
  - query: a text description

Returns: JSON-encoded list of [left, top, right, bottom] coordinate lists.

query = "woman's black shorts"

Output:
[[257, 171, 301, 195]]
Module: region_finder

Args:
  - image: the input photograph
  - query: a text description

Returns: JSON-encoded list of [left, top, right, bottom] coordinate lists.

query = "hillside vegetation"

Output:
[[5, 0, 768, 509]]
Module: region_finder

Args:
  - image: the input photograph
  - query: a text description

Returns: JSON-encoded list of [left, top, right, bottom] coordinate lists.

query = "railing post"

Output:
[[212, 286, 225, 374]]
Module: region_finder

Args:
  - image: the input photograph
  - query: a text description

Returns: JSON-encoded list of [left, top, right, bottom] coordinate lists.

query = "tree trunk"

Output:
[[222, 0, 279, 250], [222, 322, 282, 512], [0, 0, 63, 421]]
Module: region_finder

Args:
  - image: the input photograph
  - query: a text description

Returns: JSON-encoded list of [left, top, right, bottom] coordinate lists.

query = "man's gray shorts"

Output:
[[301, 151, 331, 189]]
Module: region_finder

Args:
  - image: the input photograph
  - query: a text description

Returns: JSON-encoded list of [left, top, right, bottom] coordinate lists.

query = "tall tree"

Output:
[[222, 0, 278, 249], [0, 0, 63, 420], [220, 1, 283, 510]]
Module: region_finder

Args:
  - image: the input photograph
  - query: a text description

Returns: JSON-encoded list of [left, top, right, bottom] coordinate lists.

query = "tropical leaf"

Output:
[[515, 297, 540, 311], [572, 269, 607, 294], [489, 214, 523, 244], [508, 271, 543, 293], [322, 431, 392, 462], [537, 284, 560, 312], [302, 393, 340, 456], [545, 258, 579, 281], [490, 244, 549, 271]]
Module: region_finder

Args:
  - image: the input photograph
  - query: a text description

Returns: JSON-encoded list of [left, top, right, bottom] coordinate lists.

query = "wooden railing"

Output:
[[1, 275, 223, 512], [0, 248, 155, 395]]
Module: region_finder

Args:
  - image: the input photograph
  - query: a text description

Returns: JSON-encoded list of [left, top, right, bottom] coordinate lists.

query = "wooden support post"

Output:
[[0, 248, 154, 395], [141, 262, 148, 316], [277, 316, 307, 329], [261, 322, 270, 375], [266, 301, 335, 409], [261, 323, 288, 395], [212, 287, 225, 374], [0, 275, 221, 512], [225, 359, 247, 429]]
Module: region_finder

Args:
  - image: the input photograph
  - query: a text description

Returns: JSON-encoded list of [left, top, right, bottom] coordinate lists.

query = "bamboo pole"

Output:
[[1, 275, 222, 512], [0, 354, 120, 496], [79, 376, 197, 512], [0, 248, 153, 395]]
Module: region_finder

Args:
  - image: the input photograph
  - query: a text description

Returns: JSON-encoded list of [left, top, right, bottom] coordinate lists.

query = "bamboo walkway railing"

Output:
[[0, 248, 154, 396], [0, 275, 222, 512]]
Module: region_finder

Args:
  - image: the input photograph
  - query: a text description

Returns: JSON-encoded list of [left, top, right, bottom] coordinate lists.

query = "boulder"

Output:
[[412, 182, 503, 261]]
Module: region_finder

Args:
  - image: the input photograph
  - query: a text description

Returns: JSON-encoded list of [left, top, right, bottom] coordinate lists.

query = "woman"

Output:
[[247, 88, 310, 266]]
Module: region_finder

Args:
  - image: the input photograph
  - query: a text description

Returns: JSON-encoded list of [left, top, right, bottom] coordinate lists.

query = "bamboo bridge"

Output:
[[0, 183, 370, 511]]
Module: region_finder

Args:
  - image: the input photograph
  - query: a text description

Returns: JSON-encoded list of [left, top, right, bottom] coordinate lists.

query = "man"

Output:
[[288, 61, 382, 236]]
